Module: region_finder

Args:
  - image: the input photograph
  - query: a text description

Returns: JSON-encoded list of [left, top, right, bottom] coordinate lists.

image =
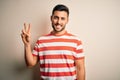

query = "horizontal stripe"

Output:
[[76, 49, 83, 53], [41, 71, 76, 77], [38, 38, 78, 43], [40, 63, 75, 68], [40, 67, 76, 73], [75, 53, 85, 58], [33, 32, 84, 80], [38, 42, 77, 48], [32, 53, 85, 60], [37, 38, 81, 46], [75, 56, 85, 60], [39, 35, 79, 40], [38, 50, 83, 57], [37, 46, 76, 52], [38, 50, 75, 55], [39, 54, 74, 60], [77, 45, 83, 49], [37, 46, 83, 54], [32, 50, 84, 59], [33, 46, 39, 52], [41, 75, 76, 80], [40, 59, 74, 64], [32, 53, 38, 56]]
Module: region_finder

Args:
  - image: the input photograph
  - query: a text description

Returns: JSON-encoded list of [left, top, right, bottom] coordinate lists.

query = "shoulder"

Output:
[[66, 32, 82, 40], [35, 33, 52, 44], [37, 33, 52, 40], [67, 32, 83, 45]]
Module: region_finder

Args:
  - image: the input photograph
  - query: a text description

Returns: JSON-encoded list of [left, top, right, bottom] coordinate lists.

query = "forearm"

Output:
[[75, 59, 86, 80], [76, 66, 85, 80], [24, 44, 36, 67]]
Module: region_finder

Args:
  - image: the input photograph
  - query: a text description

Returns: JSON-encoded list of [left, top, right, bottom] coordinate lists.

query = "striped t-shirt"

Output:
[[32, 31, 84, 80]]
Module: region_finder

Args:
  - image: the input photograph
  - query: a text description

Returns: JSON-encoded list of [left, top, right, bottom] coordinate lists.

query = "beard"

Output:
[[52, 23, 66, 32]]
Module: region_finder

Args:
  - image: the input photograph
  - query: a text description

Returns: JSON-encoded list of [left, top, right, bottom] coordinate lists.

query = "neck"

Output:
[[52, 30, 66, 36]]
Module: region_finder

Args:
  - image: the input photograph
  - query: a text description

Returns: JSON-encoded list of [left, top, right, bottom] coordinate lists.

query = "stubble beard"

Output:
[[52, 24, 66, 33]]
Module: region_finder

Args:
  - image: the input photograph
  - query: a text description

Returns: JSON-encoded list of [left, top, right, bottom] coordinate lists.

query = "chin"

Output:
[[54, 30, 61, 32], [52, 25, 65, 32]]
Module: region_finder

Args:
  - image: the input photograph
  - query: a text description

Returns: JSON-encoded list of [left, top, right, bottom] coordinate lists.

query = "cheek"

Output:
[[51, 19, 57, 24], [63, 21, 68, 25]]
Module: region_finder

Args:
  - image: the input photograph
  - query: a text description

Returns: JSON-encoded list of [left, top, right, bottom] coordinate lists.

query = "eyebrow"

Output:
[[53, 15, 66, 18]]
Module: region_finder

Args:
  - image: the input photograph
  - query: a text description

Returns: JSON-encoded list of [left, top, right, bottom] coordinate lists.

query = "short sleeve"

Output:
[[74, 40, 85, 60], [32, 40, 39, 56]]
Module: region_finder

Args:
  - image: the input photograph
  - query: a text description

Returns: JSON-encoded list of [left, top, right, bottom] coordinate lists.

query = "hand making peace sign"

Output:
[[21, 23, 31, 46]]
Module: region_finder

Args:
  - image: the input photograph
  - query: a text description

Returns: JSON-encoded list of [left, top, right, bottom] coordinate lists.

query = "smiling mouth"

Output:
[[56, 25, 61, 29], [52, 23, 65, 32]]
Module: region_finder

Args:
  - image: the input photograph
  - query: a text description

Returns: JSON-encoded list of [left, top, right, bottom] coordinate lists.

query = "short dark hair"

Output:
[[52, 4, 69, 16]]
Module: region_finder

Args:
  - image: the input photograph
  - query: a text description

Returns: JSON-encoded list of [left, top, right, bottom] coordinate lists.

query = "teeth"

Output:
[[56, 25, 61, 28]]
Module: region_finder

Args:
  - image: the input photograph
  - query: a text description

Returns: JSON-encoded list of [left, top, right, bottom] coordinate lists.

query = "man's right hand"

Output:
[[21, 23, 31, 46], [21, 23, 38, 67]]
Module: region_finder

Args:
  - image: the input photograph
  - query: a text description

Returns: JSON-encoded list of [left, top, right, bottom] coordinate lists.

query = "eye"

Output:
[[53, 16, 58, 19], [61, 17, 65, 20]]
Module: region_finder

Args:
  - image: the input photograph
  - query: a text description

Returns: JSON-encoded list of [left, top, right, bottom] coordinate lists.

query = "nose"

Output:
[[57, 19, 61, 24]]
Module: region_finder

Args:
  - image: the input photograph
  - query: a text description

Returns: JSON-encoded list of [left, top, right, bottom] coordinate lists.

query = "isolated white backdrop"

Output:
[[0, 0, 120, 80]]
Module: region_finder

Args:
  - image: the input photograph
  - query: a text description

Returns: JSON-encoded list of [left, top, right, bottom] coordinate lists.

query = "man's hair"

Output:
[[52, 4, 69, 16]]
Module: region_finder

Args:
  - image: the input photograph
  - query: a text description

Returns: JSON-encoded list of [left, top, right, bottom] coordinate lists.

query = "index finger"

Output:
[[24, 23, 27, 32], [27, 23, 31, 33]]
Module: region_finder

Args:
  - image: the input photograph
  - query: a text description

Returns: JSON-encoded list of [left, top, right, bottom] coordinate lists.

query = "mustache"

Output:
[[55, 23, 62, 26]]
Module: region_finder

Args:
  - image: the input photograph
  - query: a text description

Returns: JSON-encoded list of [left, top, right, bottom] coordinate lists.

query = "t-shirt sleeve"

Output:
[[32, 40, 39, 56], [74, 40, 85, 60]]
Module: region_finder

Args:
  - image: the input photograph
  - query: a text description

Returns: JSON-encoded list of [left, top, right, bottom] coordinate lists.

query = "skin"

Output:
[[21, 10, 85, 80], [51, 11, 68, 35], [21, 23, 38, 67]]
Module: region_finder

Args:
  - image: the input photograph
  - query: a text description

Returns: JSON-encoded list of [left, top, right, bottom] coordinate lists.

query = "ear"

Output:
[[66, 17, 69, 24], [50, 15, 52, 21]]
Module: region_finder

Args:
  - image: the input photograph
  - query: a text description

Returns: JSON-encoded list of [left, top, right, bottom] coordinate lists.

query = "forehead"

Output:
[[53, 11, 68, 17]]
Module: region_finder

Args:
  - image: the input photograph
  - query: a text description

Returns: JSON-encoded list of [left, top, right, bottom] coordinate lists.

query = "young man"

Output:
[[21, 4, 85, 80]]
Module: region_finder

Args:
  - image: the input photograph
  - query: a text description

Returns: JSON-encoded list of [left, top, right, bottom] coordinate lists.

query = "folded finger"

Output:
[[22, 29, 30, 37]]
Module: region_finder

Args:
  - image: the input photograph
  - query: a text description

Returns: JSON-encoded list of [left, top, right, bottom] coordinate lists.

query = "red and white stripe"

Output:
[[32, 32, 84, 80]]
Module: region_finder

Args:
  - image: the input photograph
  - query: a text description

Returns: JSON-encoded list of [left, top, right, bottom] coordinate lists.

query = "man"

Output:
[[21, 4, 85, 80]]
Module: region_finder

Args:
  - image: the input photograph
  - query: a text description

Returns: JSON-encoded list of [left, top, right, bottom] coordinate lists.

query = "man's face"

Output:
[[51, 11, 69, 32]]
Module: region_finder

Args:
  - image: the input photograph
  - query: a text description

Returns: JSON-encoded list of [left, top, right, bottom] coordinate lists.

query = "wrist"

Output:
[[24, 43, 31, 48]]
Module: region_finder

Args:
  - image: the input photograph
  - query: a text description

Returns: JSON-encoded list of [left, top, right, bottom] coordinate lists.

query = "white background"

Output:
[[0, 0, 120, 80]]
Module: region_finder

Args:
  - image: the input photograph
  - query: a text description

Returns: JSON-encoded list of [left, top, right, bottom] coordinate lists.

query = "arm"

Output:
[[24, 44, 38, 67], [21, 23, 38, 67], [75, 58, 86, 80]]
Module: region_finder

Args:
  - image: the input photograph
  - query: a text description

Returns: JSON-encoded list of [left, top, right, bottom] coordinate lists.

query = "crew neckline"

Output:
[[50, 31, 68, 36]]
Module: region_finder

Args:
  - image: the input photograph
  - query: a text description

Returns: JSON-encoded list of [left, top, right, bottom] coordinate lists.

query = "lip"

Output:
[[55, 25, 62, 29], [55, 24, 61, 26]]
